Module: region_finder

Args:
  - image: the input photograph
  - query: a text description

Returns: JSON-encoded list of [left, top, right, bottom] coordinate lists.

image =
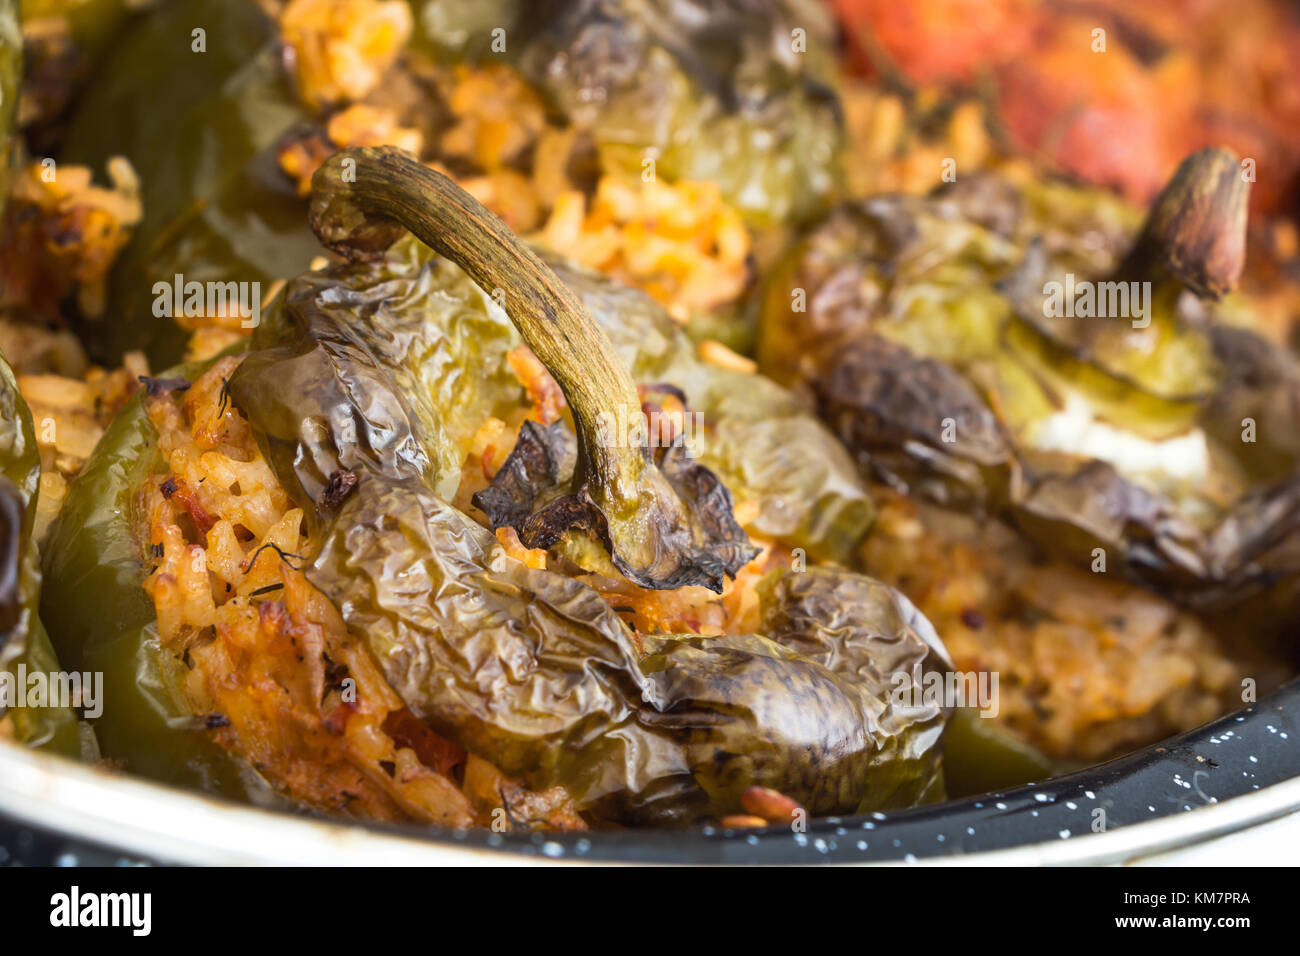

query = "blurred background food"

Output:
[[835, 0, 1300, 212]]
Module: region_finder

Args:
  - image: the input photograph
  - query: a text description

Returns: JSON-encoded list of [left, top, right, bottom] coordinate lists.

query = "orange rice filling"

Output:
[[138, 355, 584, 829]]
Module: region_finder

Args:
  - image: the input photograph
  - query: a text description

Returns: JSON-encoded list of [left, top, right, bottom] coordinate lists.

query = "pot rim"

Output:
[[1, 730, 1297, 866]]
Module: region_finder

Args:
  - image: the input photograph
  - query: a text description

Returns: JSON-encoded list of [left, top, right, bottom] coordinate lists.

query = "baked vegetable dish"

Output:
[[1, 0, 1298, 831]]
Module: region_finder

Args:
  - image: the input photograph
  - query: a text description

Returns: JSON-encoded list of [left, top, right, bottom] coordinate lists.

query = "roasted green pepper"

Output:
[[942, 708, 1056, 797], [62, 0, 844, 367], [0, 349, 77, 754], [39, 358, 291, 799], [42, 147, 949, 824], [414, 0, 844, 227], [18, 0, 133, 139], [0, 0, 18, 217], [59, 0, 319, 365], [0, 3, 77, 754], [760, 148, 1300, 614]]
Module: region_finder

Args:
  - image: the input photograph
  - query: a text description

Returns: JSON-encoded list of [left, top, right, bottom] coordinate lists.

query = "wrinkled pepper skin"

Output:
[[0, 351, 77, 754], [59, 0, 319, 365], [241, 235, 874, 564], [39, 353, 286, 800], [42, 220, 945, 822], [516, 0, 842, 228], [759, 156, 1300, 614], [549, 253, 876, 565], [61, 0, 843, 368], [304, 481, 943, 822], [415, 0, 843, 228], [228, 237, 941, 822]]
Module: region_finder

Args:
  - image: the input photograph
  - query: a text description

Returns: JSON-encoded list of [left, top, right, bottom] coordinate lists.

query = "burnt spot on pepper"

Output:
[[473, 419, 574, 530], [319, 467, 359, 511], [475, 404, 756, 591], [308, 147, 758, 593]]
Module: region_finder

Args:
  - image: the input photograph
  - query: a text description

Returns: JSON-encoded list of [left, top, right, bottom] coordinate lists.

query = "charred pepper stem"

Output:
[[308, 145, 754, 591], [308, 146, 645, 491], [1117, 146, 1249, 299]]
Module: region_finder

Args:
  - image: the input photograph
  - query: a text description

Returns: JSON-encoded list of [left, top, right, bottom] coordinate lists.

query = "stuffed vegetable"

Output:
[[3, 0, 1300, 842], [40, 146, 948, 827]]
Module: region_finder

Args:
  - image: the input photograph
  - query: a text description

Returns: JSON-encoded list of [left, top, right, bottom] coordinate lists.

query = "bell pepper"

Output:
[[58, 0, 319, 365], [39, 356, 295, 798], [760, 147, 1300, 614], [416, 0, 845, 227], [61, 0, 846, 367], [942, 708, 1056, 797], [0, 0, 18, 218], [42, 146, 952, 825], [0, 349, 78, 754], [18, 0, 134, 135]]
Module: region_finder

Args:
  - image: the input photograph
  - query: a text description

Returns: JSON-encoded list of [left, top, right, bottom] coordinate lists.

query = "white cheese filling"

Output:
[[1028, 392, 1209, 485]]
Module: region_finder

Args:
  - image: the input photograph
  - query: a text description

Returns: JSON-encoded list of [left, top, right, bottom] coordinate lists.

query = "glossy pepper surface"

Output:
[[39, 354, 290, 799], [58, 0, 319, 365], [0, 0, 18, 217], [0, 350, 77, 753]]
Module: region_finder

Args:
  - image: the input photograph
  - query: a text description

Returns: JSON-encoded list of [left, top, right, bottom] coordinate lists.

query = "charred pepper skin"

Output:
[[230, 237, 946, 821], [0, 352, 77, 754], [301, 476, 943, 823], [760, 149, 1300, 615], [41, 172, 945, 822], [308, 148, 766, 592]]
